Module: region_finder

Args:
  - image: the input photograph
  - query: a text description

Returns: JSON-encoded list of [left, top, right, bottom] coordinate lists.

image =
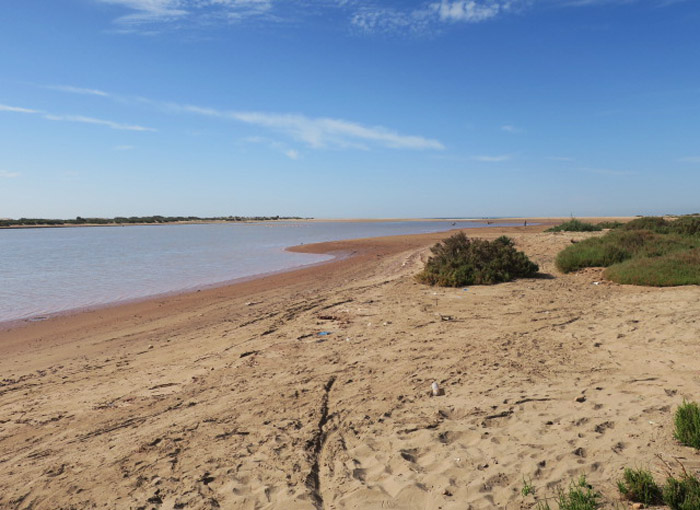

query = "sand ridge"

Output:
[[0, 224, 698, 509]]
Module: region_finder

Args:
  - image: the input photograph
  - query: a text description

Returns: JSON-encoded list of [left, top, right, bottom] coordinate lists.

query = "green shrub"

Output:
[[674, 401, 700, 449], [555, 238, 629, 273], [546, 219, 602, 233], [617, 468, 663, 505], [604, 248, 700, 286], [555, 231, 699, 274], [622, 216, 671, 232], [416, 232, 539, 287], [669, 216, 700, 236], [663, 475, 700, 510]]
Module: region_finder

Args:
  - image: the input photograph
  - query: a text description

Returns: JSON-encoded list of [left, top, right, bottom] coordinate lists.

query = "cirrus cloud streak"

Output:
[[0, 103, 156, 132]]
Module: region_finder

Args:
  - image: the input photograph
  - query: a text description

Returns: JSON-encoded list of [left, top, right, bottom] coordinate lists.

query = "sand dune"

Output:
[[1, 224, 698, 509]]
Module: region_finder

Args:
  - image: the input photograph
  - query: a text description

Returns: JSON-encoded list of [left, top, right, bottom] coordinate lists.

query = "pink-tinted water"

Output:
[[0, 220, 508, 323]]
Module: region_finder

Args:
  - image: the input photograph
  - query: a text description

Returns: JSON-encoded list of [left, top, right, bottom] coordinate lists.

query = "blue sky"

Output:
[[1, 0, 698, 218]]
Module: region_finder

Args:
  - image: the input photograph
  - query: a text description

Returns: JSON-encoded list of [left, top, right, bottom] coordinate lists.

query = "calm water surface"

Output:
[[0, 221, 509, 323]]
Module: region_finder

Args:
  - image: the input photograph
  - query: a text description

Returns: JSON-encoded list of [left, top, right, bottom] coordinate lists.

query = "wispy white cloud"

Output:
[[0, 103, 155, 132], [45, 114, 156, 131], [0, 171, 21, 178], [0, 104, 41, 114], [169, 102, 442, 149], [114, 144, 136, 150], [472, 154, 511, 162], [678, 156, 700, 163], [96, 0, 188, 24], [501, 124, 523, 134], [36, 84, 442, 151], [238, 135, 302, 159], [230, 111, 444, 150], [90, 0, 688, 35], [432, 0, 512, 23], [45, 85, 110, 97], [285, 149, 300, 160], [95, 0, 273, 25], [351, 6, 436, 35]]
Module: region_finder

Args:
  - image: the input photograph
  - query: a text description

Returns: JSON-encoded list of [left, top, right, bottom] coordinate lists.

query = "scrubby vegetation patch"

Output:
[[554, 215, 700, 286], [604, 248, 700, 286], [416, 232, 539, 287], [664, 474, 700, 510], [617, 467, 663, 506], [535, 475, 601, 510], [546, 219, 602, 233], [674, 401, 700, 449]]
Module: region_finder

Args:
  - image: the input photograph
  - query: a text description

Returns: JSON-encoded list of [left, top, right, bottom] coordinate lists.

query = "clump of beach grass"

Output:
[[617, 467, 663, 506], [622, 215, 700, 235], [546, 219, 602, 233], [554, 218, 700, 285], [416, 232, 539, 287], [535, 475, 601, 510], [604, 248, 700, 286], [622, 216, 671, 232], [663, 474, 700, 510], [555, 230, 698, 273], [674, 401, 700, 449]]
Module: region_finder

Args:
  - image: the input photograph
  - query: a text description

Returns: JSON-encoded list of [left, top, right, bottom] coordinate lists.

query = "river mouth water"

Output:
[[0, 220, 514, 324]]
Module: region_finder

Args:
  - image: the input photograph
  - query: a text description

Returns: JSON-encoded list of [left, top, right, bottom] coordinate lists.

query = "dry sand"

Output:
[[1, 222, 698, 509]]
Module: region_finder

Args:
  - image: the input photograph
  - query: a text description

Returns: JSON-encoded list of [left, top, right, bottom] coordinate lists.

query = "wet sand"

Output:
[[1, 219, 698, 509]]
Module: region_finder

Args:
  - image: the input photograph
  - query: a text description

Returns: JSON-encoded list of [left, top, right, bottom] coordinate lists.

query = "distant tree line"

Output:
[[0, 215, 305, 227]]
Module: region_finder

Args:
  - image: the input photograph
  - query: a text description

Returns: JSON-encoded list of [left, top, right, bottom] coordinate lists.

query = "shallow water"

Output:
[[0, 220, 508, 323]]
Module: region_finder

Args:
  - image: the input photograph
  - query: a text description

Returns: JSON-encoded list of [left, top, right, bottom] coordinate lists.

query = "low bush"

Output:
[[604, 248, 700, 286], [546, 219, 602, 233], [621, 215, 700, 236], [622, 216, 670, 232], [416, 232, 539, 287], [555, 237, 629, 273], [555, 231, 699, 274], [617, 468, 663, 505], [670, 216, 700, 236], [674, 401, 700, 449], [663, 474, 700, 510]]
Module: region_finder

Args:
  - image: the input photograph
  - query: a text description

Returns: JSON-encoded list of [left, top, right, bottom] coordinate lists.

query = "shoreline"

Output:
[[0, 220, 546, 332], [0, 223, 549, 354]]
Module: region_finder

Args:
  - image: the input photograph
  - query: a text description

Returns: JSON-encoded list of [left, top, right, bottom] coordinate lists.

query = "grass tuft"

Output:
[[416, 232, 539, 287], [554, 223, 700, 286], [621, 215, 700, 235], [555, 230, 697, 273], [522, 477, 535, 497], [663, 474, 700, 510], [546, 219, 602, 233], [555, 475, 601, 510], [622, 216, 671, 232], [617, 467, 663, 505], [603, 248, 700, 286], [674, 401, 700, 449]]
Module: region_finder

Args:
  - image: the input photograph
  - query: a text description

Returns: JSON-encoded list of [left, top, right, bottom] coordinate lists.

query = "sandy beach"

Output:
[[1, 220, 698, 510]]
